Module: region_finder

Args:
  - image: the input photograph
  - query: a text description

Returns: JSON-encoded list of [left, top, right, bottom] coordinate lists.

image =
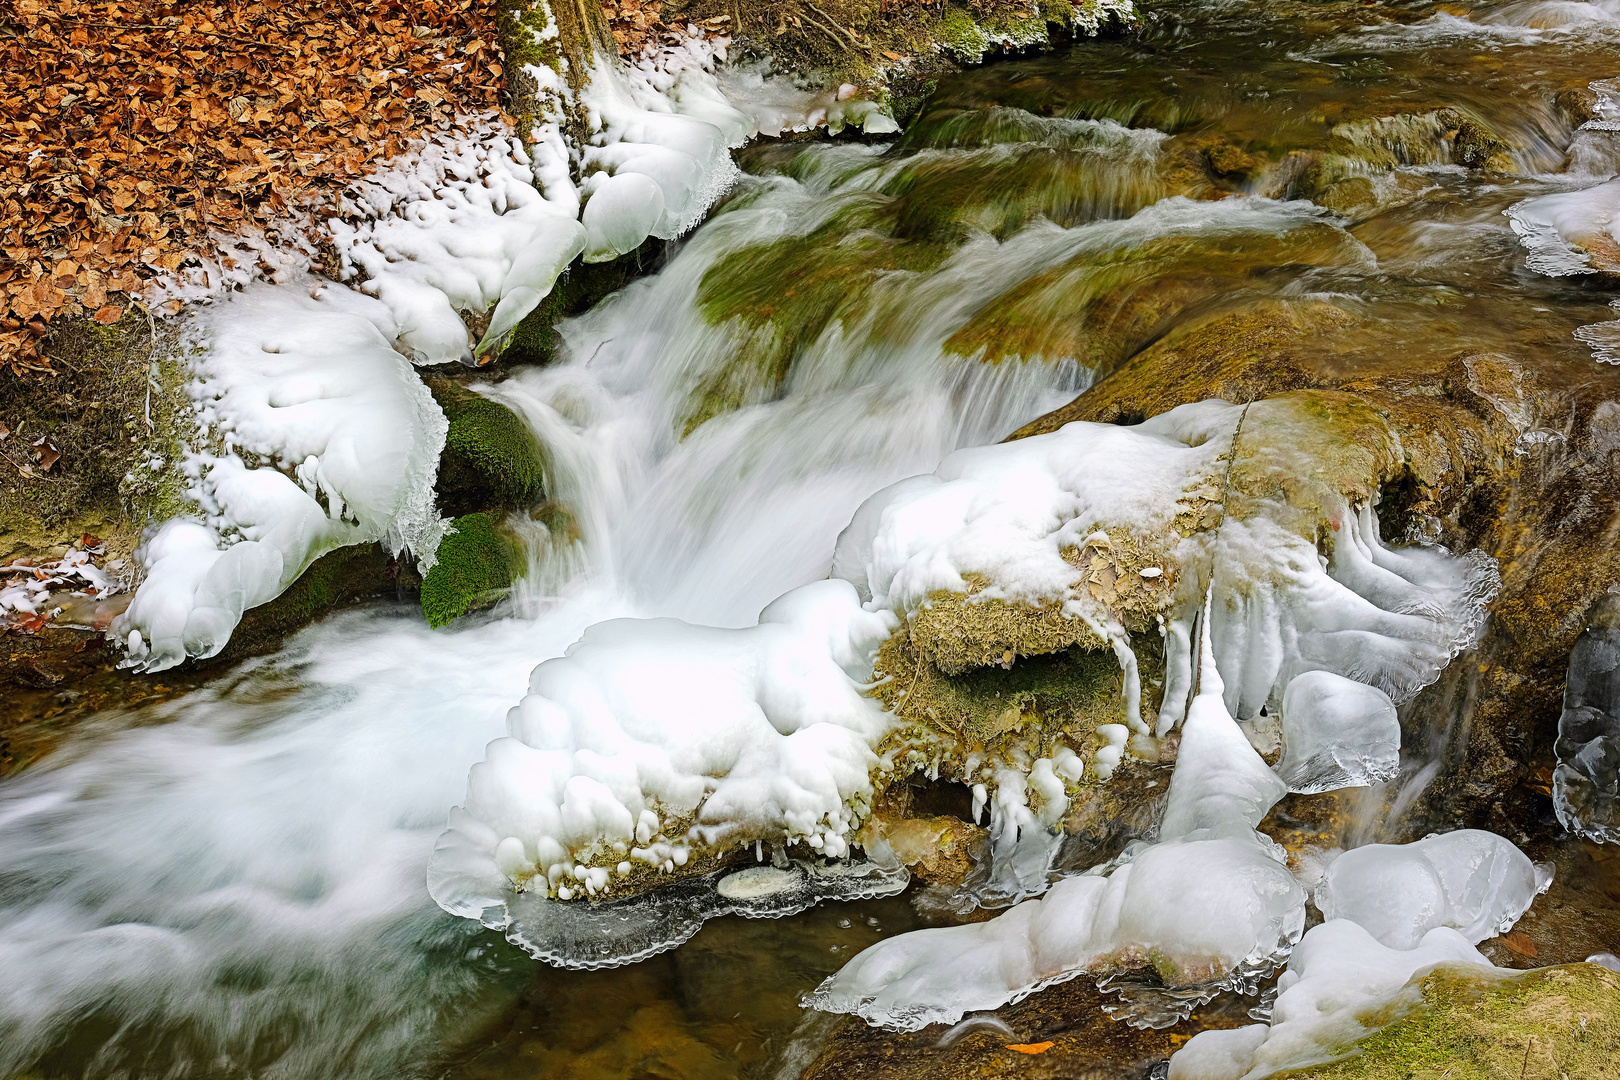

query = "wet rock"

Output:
[[1553, 590, 1620, 843], [798, 972, 1261, 1080], [427, 377, 547, 517]]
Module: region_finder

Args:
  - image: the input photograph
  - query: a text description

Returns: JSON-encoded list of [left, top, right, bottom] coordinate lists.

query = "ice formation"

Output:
[[428, 579, 905, 952], [1273, 671, 1400, 794], [112, 282, 450, 672], [1554, 591, 1620, 842], [1506, 177, 1620, 276], [804, 613, 1305, 1031], [1314, 830, 1551, 949], [1169, 829, 1547, 1079], [834, 395, 1496, 744]]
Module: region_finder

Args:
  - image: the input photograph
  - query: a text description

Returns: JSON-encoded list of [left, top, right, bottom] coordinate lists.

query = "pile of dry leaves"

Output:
[[1, 0, 504, 376]]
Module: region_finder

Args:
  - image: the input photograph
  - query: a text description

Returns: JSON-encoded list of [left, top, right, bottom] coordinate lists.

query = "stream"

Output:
[[5, 0, 1620, 1076]]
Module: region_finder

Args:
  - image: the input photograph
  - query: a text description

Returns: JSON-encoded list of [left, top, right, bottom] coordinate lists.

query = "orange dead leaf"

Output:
[[1006, 1042, 1054, 1054], [93, 304, 123, 324], [1501, 931, 1537, 958]]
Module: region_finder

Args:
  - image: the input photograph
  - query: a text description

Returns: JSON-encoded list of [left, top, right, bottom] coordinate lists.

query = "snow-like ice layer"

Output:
[[1506, 176, 1620, 276], [1314, 830, 1551, 950], [330, 127, 586, 365], [1576, 299, 1620, 364], [112, 280, 449, 672], [805, 626, 1304, 1032], [833, 399, 1498, 738], [1554, 593, 1620, 841], [1170, 827, 1546, 1079], [1166, 921, 1494, 1080], [428, 579, 900, 920], [1274, 670, 1400, 794]]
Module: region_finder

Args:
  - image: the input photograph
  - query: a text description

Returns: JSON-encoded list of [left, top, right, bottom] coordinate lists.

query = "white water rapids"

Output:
[[0, 154, 1084, 1078]]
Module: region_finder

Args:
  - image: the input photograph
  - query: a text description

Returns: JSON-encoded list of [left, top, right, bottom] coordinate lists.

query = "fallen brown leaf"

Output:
[[30, 435, 61, 472], [1006, 1042, 1055, 1054], [1501, 931, 1538, 958]]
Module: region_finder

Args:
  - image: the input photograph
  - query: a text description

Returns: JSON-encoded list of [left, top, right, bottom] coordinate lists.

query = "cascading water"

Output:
[[7, 0, 1620, 1075]]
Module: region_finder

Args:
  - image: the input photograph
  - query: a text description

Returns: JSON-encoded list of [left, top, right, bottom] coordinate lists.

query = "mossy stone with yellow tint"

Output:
[[420, 513, 522, 629], [427, 378, 545, 515], [1290, 962, 1620, 1080]]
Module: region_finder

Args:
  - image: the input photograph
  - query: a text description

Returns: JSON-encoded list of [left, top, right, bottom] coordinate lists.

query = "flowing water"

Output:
[[6, 0, 1620, 1076]]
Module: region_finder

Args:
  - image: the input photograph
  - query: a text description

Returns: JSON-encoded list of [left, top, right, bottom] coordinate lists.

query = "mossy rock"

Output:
[[427, 378, 545, 516], [420, 513, 522, 628], [497, 242, 661, 367], [1291, 962, 1620, 1079]]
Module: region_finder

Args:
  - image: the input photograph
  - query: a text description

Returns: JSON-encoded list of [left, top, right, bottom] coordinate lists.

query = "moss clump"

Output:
[[878, 632, 1126, 745], [1452, 118, 1510, 170], [420, 513, 521, 628], [1294, 962, 1620, 1079], [909, 590, 1111, 676], [427, 378, 544, 515]]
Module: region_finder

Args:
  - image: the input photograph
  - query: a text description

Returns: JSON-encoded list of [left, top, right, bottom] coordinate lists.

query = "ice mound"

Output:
[[1506, 177, 1620, 276], [1554, 591, 1620, 842], [428, 580, 907, 958], [1314, 830, 1551, 949], [835, 394, 1498, 742], [804, 621, 1304, 1031], [1273, 671, 1400, 794], [1170, 828, 1546, 1079], [113, 281, 449, 673], [1166, 921, 1493, 1080]]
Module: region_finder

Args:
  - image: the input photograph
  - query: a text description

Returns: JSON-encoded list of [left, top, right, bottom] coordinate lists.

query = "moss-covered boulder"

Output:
[[1294, 962, 1620, 1079], [420, 512, 522, 628], [427, 378, 545, 517]]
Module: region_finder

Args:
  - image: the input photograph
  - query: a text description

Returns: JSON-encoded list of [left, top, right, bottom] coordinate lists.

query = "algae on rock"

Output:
[[427, 377, 546, 516], [420, 512, 523, 628]]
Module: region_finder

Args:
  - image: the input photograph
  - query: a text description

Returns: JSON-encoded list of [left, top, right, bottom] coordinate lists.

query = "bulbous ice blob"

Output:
[[1554, 592, 1620, 842], [806, 634, 1304, 1032], [1274, 671, 1400, 794], [1168, 920, 1494, 1080], [1314, 830, 1550, 950], [582, 172, 667, 263]]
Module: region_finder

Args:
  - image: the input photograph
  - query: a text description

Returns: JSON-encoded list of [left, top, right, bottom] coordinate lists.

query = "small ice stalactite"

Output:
[[804, 612, 1305, 1033], [1169, 829, 1549, 1080], [1554, 591, 1620, 842], [1273, 670, 1400, 794]]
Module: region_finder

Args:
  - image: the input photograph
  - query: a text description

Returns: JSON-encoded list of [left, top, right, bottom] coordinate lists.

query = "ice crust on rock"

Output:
[[1314, 830, 1551, 950], [833, 398, 1498, 740], [1555, 591, 1620, 841], [1166, 921, 1494, 1080], [804, 621, 1304, 1031], [112, 281, 449, 673], [1170, 828, 1546, 1079], [1273, 670, 1400, 794], [1506, 176, 1620, 276], [428, 580, 900, 923]]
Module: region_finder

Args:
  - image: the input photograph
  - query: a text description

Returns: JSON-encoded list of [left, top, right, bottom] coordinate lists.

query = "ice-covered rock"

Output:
[[1555, 591, 1620, 842], [112, 281, 449, 673], [1171, 827, 1547, 1079], [429, 579, 900, 922], [835, 395, 1499, 741], [1506, 176, 1620, 276], [1273, 670, 1400, 794], [1167, 921, 1493, 1080], [1314, 830, 1551, 950], [805, 621, 1305, 1032]]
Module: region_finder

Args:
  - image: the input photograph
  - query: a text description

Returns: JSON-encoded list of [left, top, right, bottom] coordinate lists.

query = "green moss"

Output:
[[420, 513, 521, 628], [1290, 963, 1620, 1079], [1453, 118, 1510, 170], [427, 378, 544, 514]]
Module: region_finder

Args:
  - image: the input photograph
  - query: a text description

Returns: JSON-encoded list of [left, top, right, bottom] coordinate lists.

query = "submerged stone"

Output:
[[1554, 591, 1620, 844]]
